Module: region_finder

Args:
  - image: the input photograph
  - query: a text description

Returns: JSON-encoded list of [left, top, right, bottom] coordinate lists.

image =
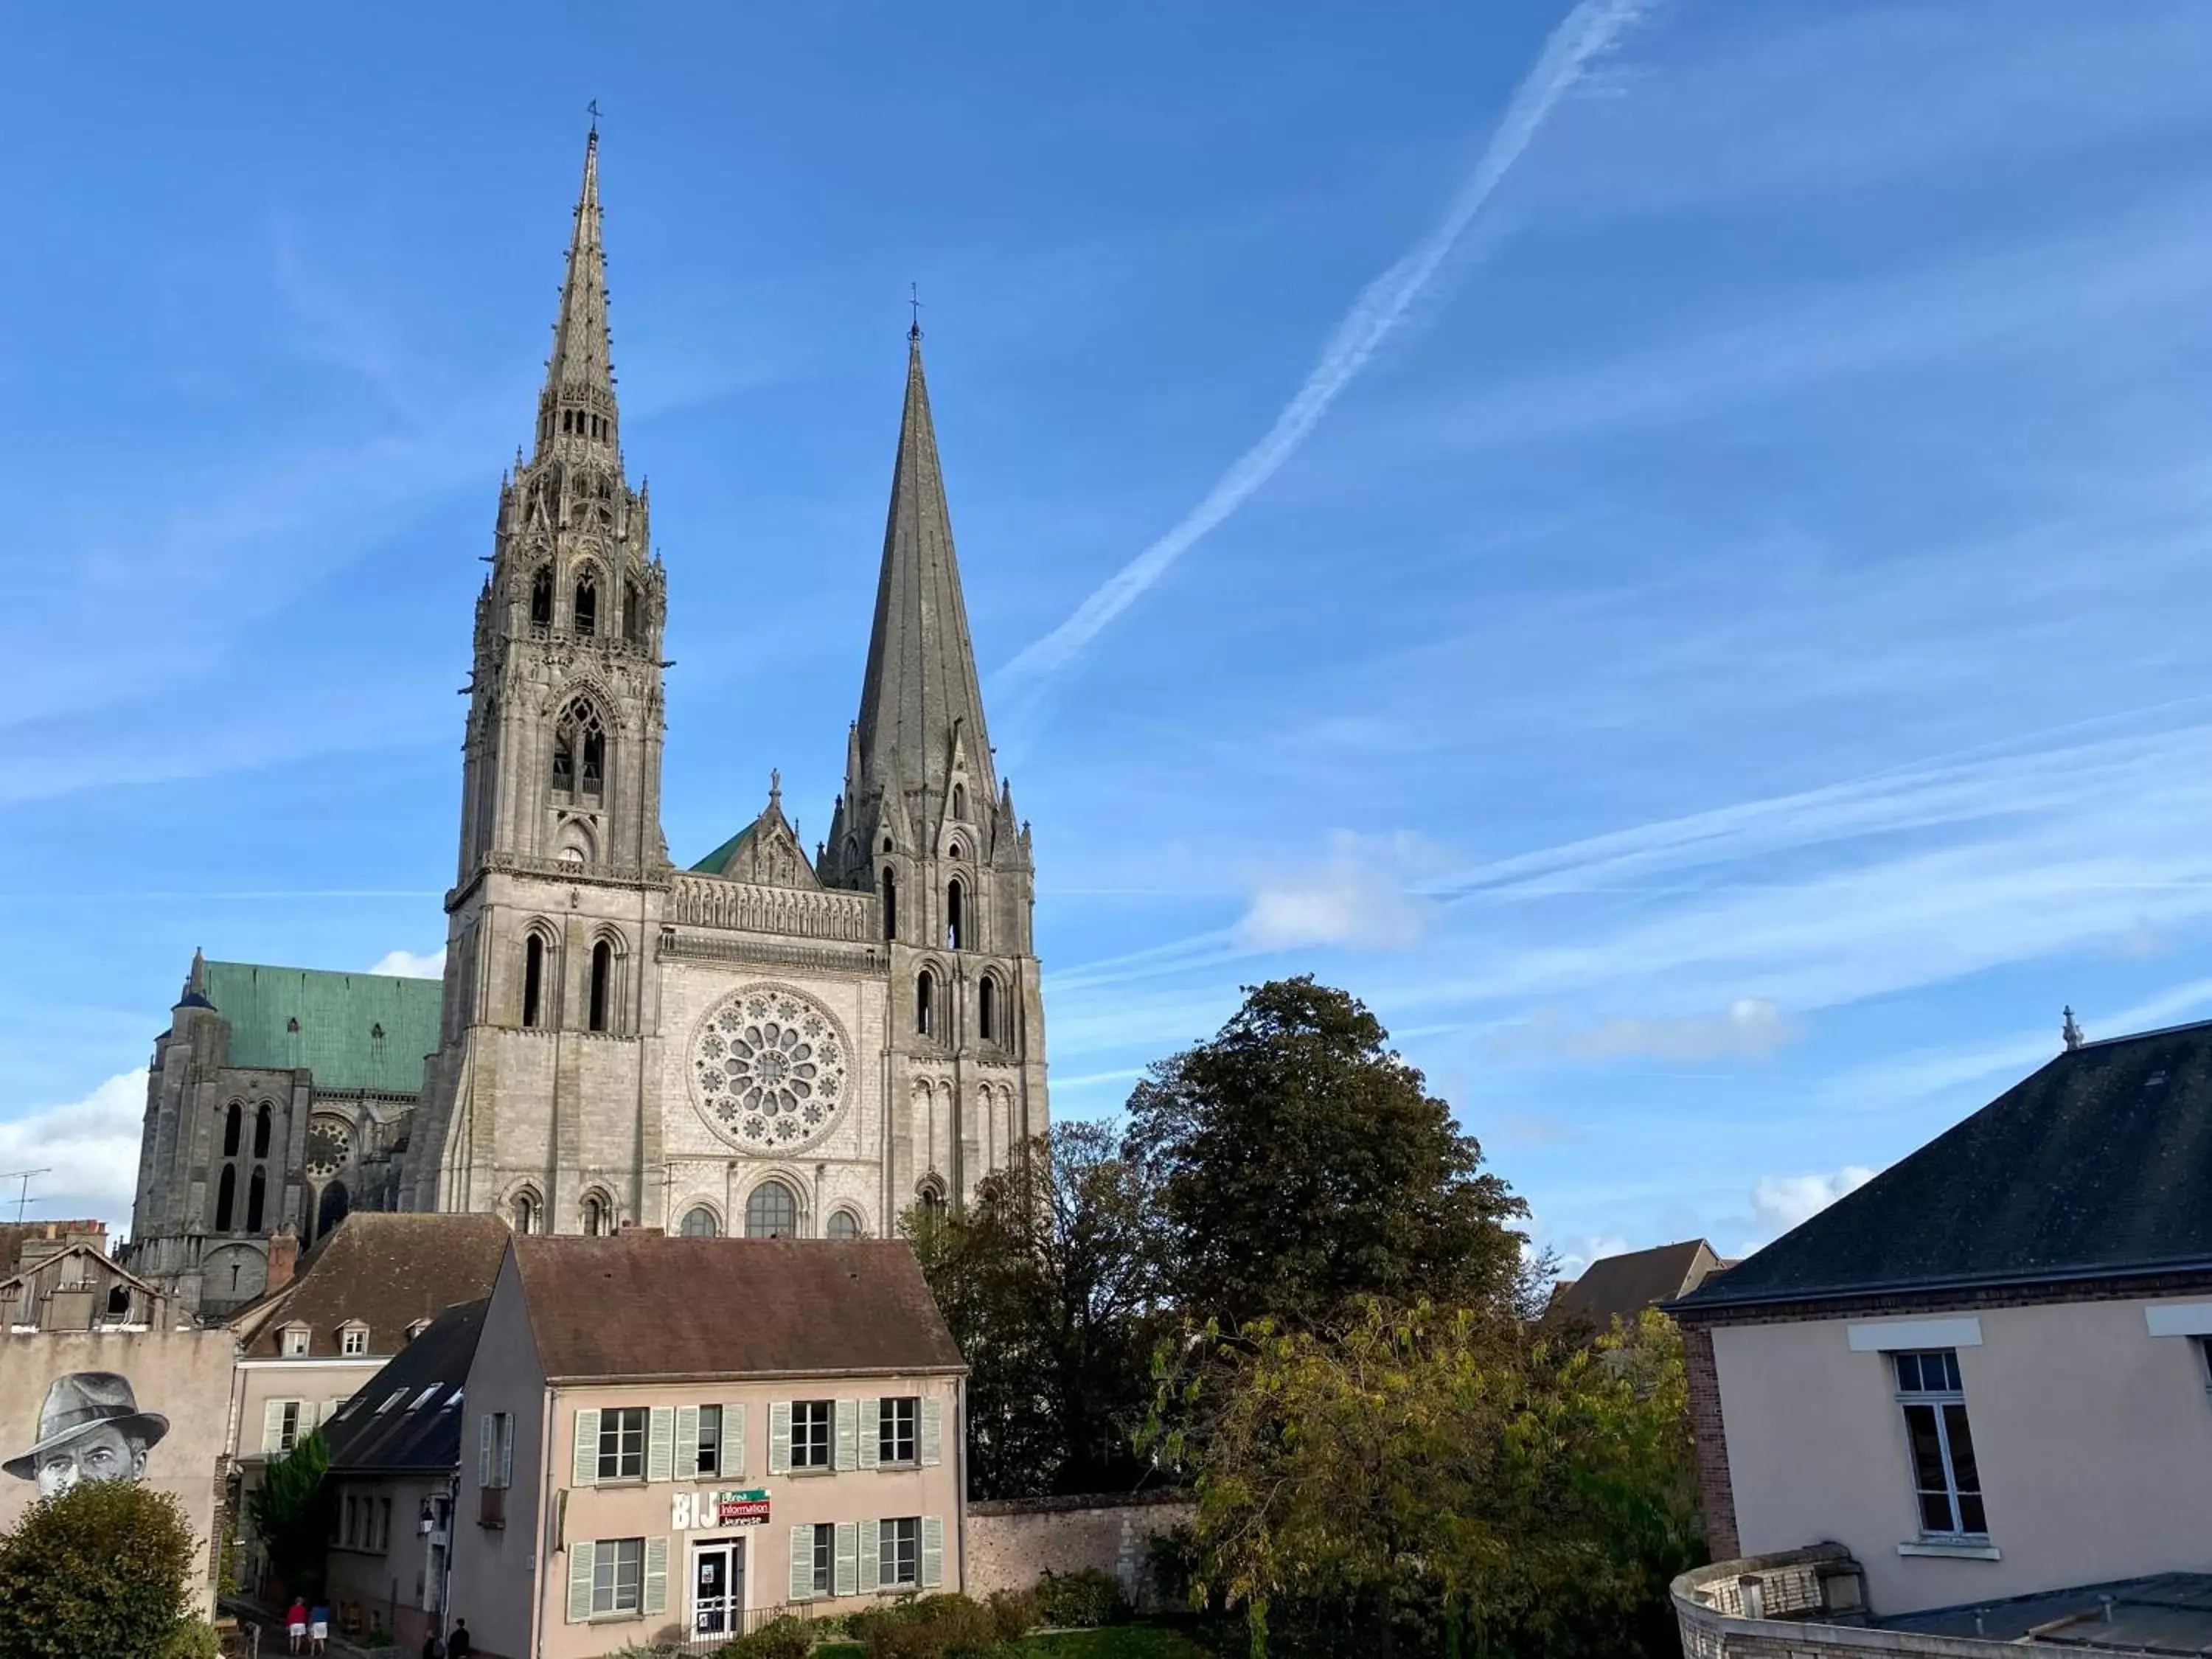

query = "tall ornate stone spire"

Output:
[[849, 325, 995, 815], [532, 128, 619, 464]]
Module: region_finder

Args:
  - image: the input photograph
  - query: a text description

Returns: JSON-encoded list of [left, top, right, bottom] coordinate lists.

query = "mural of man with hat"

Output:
[[4, 1371, 169, 1497]]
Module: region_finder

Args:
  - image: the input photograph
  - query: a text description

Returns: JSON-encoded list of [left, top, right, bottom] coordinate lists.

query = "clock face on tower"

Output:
[[688, 984, 852, 1155]]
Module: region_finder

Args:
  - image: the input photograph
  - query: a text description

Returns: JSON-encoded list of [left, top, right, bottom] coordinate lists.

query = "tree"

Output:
[[1147, 1304, 1703, 1659], [0, 1479, 199, 1659], [1125, 977, 1527, 1329], [247, 1427, 332, 1599], [907, 1121, 1168, 1498]]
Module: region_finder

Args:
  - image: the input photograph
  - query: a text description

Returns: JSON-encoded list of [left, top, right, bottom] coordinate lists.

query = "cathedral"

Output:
[[125, 131, 1051, 1316]]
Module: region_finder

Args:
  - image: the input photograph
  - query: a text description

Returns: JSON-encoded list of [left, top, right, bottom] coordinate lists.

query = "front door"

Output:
[[691, 1539, 745, 1638]]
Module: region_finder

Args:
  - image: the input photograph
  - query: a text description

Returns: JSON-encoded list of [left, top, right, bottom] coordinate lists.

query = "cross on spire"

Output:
[[908, 282, 923, 342], [588, 98, 601, 135]]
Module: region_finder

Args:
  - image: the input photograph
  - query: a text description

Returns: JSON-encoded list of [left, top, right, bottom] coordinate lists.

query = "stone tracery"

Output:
[[689, 984, 851, 1154]]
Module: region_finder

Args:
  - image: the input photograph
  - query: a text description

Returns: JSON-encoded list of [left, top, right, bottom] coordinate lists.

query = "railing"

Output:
[[672, 1602, 818, 1649], [669, 873, 877, 942]]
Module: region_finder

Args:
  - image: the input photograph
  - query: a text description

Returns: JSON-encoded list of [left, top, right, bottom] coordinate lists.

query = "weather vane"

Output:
[[908, 282, 923, 341]]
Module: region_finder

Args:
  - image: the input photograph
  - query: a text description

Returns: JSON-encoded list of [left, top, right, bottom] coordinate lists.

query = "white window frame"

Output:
[[879, 1397, 919, 1467], [339, 1324, 368, 1357], [278, 1400, 303, 1453], [880, 1516, 921, 1588], [282, 1326, 310, 1357], [597, 1407, 647, 1483], [695, 1405, 722, 1478], [1893, 1349, 1987, 1540], [592, 1536, 645, 1615]]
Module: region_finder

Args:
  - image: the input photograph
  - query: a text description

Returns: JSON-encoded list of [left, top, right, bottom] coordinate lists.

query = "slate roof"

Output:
[[0, 1222, 108, 1276], [512, 1236, 965, 1382], [1549, 1239, 1723, 1328], [234, 1212, 510, 1358], [1673, 1020, 2212, 1314], [204, 961, 442, 1096], [322, 1298, 487, 1475]]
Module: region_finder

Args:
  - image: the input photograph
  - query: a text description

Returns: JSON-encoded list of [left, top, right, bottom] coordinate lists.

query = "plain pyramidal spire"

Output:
[[850, 324, 995, 807], [533, 127, 619, 461]]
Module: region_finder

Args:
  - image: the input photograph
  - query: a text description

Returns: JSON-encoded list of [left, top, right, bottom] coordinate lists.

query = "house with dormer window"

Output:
[[451, 1233, 965, 1657]]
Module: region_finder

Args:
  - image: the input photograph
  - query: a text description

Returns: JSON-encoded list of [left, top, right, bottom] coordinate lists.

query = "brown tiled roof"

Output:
[[1548, 1239, 1722, 1329], [513, 1237, 965, 1382], [236, 1212, 511, 1358], [0, 1222, 108, 1276]]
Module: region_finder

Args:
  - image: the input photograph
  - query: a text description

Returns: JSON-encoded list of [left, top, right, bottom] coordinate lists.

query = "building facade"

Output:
[[126, 131, 1049, 1310]]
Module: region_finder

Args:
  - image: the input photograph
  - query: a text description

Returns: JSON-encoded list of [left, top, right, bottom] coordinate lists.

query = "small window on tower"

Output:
[[254, 1104, 272, 1159], [916, 968, 936, 1037], [222, 1103, 242, 1158], [953, 784, 966, 821], [882, 867, 898, 942], [523, 934, 546, 1029], [574, 575, 598, 638], [946, 879, 965, 951], [588, 940, 612, 1033], [581, 726, 604, 799], [530, 567, 553, 627], [624, 579, 643, 645], [978, 976, 997, 1043]]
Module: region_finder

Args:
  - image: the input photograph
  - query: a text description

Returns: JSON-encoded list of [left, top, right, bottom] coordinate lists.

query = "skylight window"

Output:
[[411, 1385, 442, 1411], [376, 1388, 408, 1415]]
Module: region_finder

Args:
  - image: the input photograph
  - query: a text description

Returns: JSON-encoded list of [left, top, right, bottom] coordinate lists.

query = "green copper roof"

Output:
[[203, 961, 442, 1096], [689, 824, 754, 874]]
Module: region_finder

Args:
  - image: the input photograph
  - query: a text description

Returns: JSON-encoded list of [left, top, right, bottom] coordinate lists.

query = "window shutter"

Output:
[[675, 1406, 700, 1480], [919, 1397, 942, 1467], [566, 1540, 596, 1623], [835, 1398, 858, 1471], [768, 1401, 792, 1475], [858, 1399, 881, 1471], [858, 1519, 881, 1594], [834, 1520, 860, 1597], [572, 1408, 601, 1487], [499, 1414, 515, 1487], [921, 1515, 945, 1590], [648, 1406, 676, 1482], [262, 1400, 286, 1455], [722, 1403, 745, 1478], [642, 1535, 669, 1615], [302, 1399, 321, 1430], [479, 1414, 495, 1486], [788, 1525, 815, 1602]]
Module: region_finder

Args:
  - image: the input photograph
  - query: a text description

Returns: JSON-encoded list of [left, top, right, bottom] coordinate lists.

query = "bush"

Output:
[[1035, 1567, 1131, 1628], [162, 1621, 223, 1659], [984, 1587, 1037, 1642], [717, 1615, 813, 1659], [854, 1593, 1010, 1659], [0, 1481, 199, 1659]]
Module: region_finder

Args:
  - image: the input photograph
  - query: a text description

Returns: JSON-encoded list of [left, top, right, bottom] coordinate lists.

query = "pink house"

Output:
[[449, 1234, 966, 1657]]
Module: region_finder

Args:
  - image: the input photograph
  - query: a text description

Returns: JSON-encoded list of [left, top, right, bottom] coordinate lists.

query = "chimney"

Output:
[[265, 1228, 299, 1293]]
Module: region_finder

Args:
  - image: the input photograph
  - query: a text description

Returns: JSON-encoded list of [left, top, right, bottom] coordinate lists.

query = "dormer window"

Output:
[[281, 1326, 310, 1358], [339, 1323, 369, 1357], [408, 1318, 434, 1343]]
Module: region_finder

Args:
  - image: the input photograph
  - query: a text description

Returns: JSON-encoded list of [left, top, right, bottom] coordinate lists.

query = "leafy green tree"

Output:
[[0, 1479, 199, 1659], [1147, 1304, 1703, 1659], [1125, 977, 1527, 1329], [247, 1426, 333, 1599], [907, 1121, 1168, 1498]]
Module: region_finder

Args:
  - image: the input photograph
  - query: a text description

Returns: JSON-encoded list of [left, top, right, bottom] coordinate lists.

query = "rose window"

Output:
[[691, 986, 850, 1153], [305, 1121, 350, 1180]]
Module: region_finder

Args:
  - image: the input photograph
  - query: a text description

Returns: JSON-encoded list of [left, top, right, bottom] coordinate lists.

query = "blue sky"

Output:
[[8, 1, 2212, 1270]]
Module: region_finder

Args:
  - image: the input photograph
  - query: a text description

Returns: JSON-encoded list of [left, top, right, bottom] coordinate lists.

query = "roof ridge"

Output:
[[2075, 1015, 2212, 1051]]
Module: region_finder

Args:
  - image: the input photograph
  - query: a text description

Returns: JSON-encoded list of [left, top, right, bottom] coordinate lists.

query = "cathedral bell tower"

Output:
[[821, 324, 1050, 1206], [403, 130, 672, 1224]]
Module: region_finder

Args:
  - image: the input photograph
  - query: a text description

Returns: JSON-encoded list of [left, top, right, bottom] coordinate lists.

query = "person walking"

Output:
[[308, 1602, 330, 1656], [285, 1599, 307, 1656], [447, 1618, 473, 1659]]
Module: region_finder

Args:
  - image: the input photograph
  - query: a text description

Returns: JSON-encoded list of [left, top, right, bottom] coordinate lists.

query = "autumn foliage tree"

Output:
[[0, 1479, 200, 1659]]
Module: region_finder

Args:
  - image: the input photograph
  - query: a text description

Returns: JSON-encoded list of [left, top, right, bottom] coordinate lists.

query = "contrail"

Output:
[[995, 0, 1654, 689]]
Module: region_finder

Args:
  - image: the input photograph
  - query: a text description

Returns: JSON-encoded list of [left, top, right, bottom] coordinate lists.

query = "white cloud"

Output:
[[1495, 997, 1801, 1063], [371, 947, 446, 978], [1234, 832, 1440, 952], [1552, 1234, 1632, 1280], [1750, 1165, 1876, 1236], [0, 1071, 147, 1222]]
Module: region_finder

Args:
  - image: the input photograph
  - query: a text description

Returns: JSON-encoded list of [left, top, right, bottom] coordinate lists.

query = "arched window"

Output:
[[246, 1166, 266, 1232], [214, 1165, 237, 1231], [745, 1181, 799, 1239], [681, 1206, 719, 1238], [917, 1180, 947, 1221], [624, 579, 643, 645], [522, 933, 546, 1029], [254, 1103, 272, 1159], [948, 839, 964, 861], [946, 879, 965, 950], [978, 976, 997, 1043], [529, 566, 553, 626], [512, 1190, 541, 1235], [316, 1180, 349, 1241], [881, 866, 898, 942], [827, 1209, 863, 1241], [582, 1193, 611, 1237], [552, 698, 605, 801], [916, 969, 936, 1037], [574, 574, 598, 638], [105, 1284, 130, 1319], [589, 940, 613, 1032], [953, 784, 966, 821], [222, 1104, 242, 1158]]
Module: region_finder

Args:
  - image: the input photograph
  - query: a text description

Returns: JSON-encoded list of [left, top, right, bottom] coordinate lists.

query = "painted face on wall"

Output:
[[32, 1424, 148, 1497]]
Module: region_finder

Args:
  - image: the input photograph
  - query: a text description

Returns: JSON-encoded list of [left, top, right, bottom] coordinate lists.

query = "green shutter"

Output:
[[858, 1519, 881, 1594], [675, 1406, 700, 1480], [648, 1406, 676, 1482], [722, 1402, 745, 1478], [642, 1535, 669, 1615], [566, 1540, 596, 1623], [768, 1401, 792, 1475], [858, 1399, 881, 1470], [919, 1397, 942, 1467], [834, 1521, 860, 1597], [789, 1524, 815, 1601], [835, 1398, 858, 1471], [479, 1414, 494, 1486], [572, 1408, 601, 1487], [920, 1515, 944, 1590]]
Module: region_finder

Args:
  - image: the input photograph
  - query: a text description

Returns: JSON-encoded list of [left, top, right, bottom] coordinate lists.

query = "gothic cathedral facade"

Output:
[[125, 133, 1048, 1314]]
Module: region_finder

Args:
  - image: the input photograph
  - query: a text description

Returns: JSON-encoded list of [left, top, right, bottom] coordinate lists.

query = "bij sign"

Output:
[[672, 1486, 771, 1531]]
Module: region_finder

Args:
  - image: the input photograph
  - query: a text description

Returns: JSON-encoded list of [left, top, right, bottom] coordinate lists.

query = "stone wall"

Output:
[[965, 1492, 1193, 1609]]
